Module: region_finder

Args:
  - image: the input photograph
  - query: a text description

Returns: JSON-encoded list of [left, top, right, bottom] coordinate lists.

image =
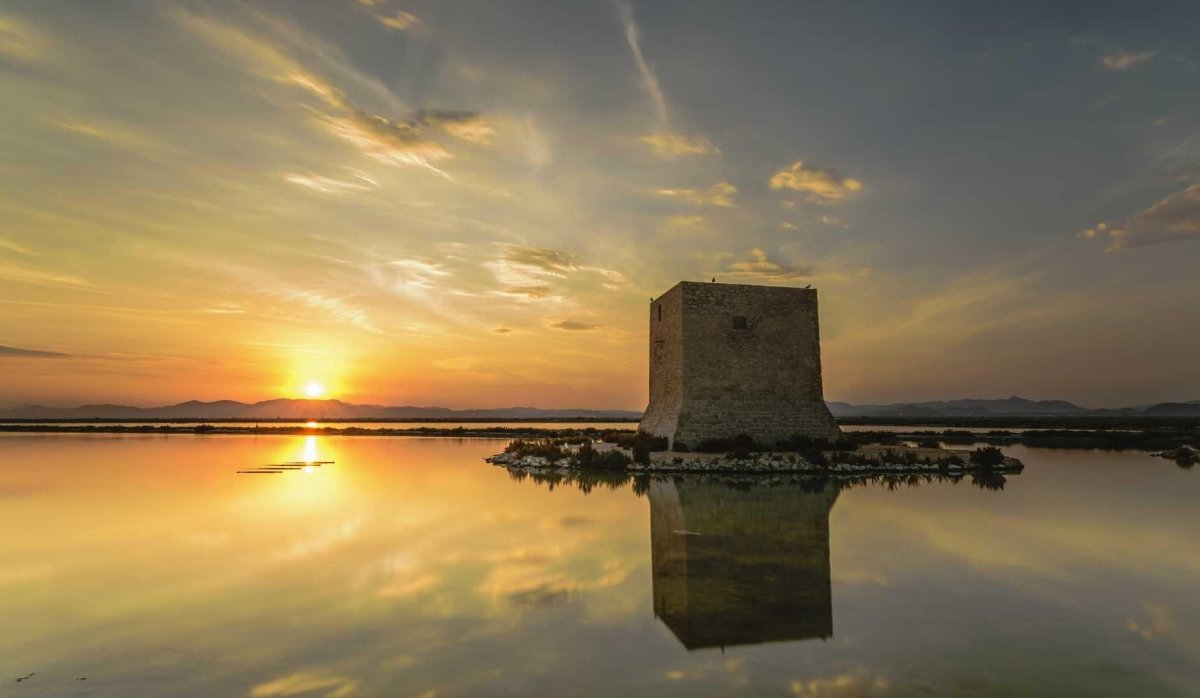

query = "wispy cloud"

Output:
[[0, 344, 71, 358], [319, 110, 453, 175], [791, 673, 889, 697], [284, 170, 378, 194], [769, 161, 863, 202], [487, 245, 627, 298], [641, 132, 716, 158], [724, 248, 812, 281], [549, 319, 601, 331], [0, 236, 36, 256], [0, 261, 99, 289], [417, 109, 495, 144], [1101, 50, 1155, 70], [249, 671, 358, 698], [499, 244, 576, 276], [175, 9, 485, 176], [503, 285, 555, 299], [0, 16, 44, 63], [355, 0, 422, 33], [614, 0, 667, 122], [1082, 182, 1200, 249], [282, 289, 380, 334], [376, 257, 453, 293], [657, 182, 737, 207]]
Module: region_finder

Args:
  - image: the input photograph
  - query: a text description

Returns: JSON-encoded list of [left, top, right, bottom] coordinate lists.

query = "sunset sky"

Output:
[[1, 0, 1198, 409]]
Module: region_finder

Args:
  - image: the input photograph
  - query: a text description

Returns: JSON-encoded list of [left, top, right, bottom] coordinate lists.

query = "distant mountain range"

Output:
[[826, 396, 1200, 418], [0, 399, 642, 421], [1, 396, 1198, 420]]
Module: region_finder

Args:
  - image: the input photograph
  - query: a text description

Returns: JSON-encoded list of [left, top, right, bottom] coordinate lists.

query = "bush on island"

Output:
[[574, 441, 632, 470], [504, 439, 567, 461], [969, 446, 1005, 468], [606, 431, 668, 452]]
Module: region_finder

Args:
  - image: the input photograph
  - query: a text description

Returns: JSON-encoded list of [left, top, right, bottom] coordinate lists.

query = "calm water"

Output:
[[1, 435, 1197, 697]]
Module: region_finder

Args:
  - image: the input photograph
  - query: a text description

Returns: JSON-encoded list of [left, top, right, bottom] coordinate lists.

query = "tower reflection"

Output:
[[649, 478, 838, 651]]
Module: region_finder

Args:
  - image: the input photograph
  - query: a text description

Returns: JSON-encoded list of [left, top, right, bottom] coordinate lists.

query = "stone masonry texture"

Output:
[[640, 281, 842, 448]]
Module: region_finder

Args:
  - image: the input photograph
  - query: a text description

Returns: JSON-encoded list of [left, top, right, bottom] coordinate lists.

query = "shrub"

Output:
[[934, 453, 965, 470], [969, 446, 1005, 468], [609, 431, 668, 452], [575, 441, 597, 468], [504, 439, 567, 461], [726, 446, 754, 461], [917, 438, 941, 449], [637, 432, 669, 451], [574, 441, 632, 470], [805, 449, 830, 466], [632, 440, 651, 465]]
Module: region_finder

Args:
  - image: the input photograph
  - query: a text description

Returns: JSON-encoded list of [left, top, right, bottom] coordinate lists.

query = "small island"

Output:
[[486, 432, 1024, 477]]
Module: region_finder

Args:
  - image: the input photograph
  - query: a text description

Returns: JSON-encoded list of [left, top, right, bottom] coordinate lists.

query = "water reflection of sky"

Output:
[[0, 435, 1197, 696]]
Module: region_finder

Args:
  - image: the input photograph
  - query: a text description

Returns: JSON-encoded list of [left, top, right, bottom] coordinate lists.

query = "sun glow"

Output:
[[304, 382, 324, 398]]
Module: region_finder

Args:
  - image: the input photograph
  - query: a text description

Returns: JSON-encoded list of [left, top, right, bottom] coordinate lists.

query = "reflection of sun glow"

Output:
[[304, 382, 324, 398], [306, 421, 318, 429], [253, 436, 344, 512]]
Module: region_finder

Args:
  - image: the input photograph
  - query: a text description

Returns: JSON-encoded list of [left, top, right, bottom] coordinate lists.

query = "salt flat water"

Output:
[[1, 434, 1197, 697]]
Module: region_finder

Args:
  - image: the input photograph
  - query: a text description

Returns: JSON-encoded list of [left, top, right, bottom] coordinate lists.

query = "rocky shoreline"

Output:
[[1151, 446, 1198, 467], [485, 449, 1024, 475]]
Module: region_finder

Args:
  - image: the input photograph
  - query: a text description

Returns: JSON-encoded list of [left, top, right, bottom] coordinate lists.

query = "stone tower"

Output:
[[640, 281, 841, 449]]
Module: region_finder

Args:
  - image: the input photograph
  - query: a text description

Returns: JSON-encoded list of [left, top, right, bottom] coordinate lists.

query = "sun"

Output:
[[304, 382, 325, 398]]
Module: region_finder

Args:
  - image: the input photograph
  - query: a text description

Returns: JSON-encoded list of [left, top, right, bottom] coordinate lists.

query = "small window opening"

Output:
[[732, 315, 748, 330], [657, 305, 662, 321]]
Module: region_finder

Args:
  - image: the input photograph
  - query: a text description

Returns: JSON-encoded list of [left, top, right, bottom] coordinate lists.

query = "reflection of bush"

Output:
[[505, 467, 648, 496], [505, 469, 1006, 496], [971, 472, 1007, 490], [828, 450, 965, 470]]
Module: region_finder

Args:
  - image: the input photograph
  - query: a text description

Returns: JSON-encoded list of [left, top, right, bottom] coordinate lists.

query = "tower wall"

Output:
[[641, 281, 841, 449], [639, 283, 684, 440]]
